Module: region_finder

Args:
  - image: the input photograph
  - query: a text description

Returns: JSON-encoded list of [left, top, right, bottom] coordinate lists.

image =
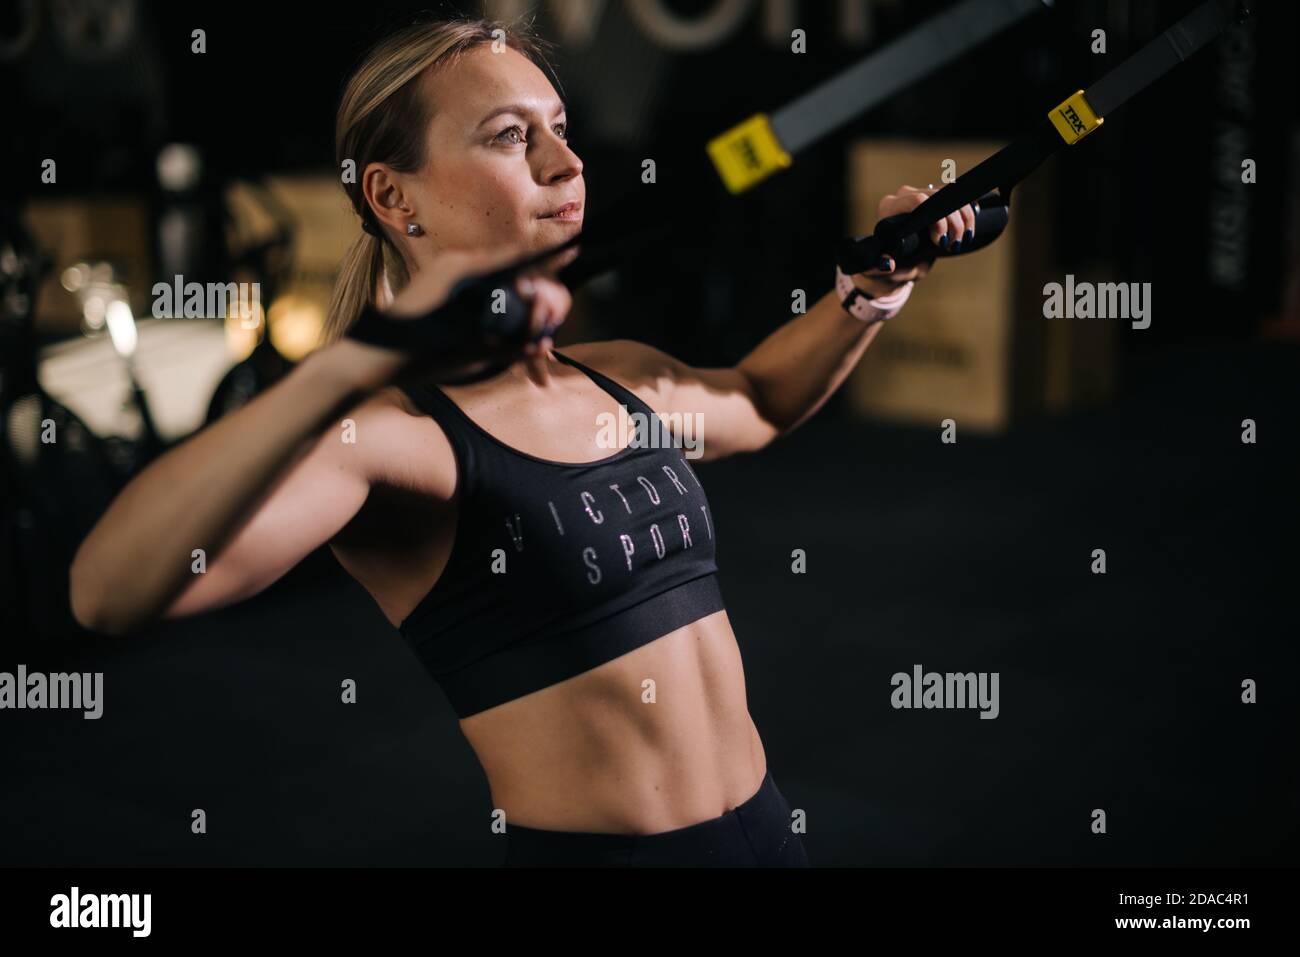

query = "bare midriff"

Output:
[[457, 609, 768, 835], [335, 378, 768, 836]]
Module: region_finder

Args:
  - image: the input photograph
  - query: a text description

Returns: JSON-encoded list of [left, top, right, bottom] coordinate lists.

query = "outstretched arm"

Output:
[[592, 185, 975, 463]]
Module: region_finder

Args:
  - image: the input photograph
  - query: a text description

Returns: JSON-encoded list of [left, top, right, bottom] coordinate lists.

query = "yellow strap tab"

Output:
[[1049, 90, 1104, 145], [706, 113, 793, 194]]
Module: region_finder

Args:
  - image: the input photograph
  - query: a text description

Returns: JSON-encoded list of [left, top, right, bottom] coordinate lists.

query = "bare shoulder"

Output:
[[560, 338, 682, 408], [339, 383, 425, 436], [341, 383, 457, 499]]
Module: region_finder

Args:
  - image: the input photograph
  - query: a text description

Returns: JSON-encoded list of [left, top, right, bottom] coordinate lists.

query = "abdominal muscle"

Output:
[[459, 609, 768, 835]]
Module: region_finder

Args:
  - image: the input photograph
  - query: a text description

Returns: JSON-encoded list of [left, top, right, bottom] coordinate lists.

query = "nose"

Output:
[[537, 132, 582, 184]]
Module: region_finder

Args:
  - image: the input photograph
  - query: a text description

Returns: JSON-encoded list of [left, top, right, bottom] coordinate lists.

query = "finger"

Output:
[[885, 188, 927, 224], [527, 285, 549, 341], [513, 274, 560, 330], [533, 280, 570, 331], [889, 186, 930, 220], [958, 203, 976, 246], [880, 185, 931, 242], [530, 284, 569, 343], [945, 211, 964, 250], [931, 203, 949, 248], [539, 280, 571, 322], [857, 251, 894, 277]]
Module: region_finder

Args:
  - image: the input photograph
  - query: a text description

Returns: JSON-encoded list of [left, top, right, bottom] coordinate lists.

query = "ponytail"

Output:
[[323, 231, 383, 345]]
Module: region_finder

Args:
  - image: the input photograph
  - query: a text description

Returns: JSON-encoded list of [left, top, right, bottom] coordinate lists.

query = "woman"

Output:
[[69, 16, 975, 867]]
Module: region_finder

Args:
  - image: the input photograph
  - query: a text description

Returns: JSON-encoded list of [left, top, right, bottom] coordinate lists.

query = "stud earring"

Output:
[[406, 223, 423, 236]]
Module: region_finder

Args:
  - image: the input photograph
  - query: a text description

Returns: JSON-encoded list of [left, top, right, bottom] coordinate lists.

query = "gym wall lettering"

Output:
[[484, 0, 882, 51]]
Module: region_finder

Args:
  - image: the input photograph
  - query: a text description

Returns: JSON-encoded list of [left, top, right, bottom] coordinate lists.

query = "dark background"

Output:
[[2, 0, 1297, 866], [7, 0, 1297, 353]]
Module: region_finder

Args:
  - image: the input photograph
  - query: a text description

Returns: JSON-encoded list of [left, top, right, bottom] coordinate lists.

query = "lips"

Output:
[[540, 201, 582, 220]]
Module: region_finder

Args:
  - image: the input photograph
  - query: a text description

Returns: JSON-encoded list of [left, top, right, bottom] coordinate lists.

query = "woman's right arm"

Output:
[[68, 339, 398, 636], [69, 245, 571, 636]]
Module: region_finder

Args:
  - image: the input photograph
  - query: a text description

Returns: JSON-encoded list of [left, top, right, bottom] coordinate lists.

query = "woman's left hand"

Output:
[[849, 184, 977, 296]]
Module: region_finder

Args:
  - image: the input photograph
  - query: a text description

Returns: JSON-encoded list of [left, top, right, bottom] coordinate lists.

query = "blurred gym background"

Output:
[[2, 0, 1296, 866]]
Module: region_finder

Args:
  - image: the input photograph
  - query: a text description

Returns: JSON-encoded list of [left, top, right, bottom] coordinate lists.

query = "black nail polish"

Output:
[[939, 234, 949, 250], [964, 228, 973, 244], [876, 255, 892, 271], [951, 239, 962, 252]]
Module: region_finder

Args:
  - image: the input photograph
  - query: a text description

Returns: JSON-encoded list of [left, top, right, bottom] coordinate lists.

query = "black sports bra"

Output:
[[395, 349, 724, 719]]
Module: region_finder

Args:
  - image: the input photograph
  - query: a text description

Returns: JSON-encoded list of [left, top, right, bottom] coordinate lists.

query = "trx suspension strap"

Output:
[[705, 0, 1055, 195], [836, 0, 1255, 274]]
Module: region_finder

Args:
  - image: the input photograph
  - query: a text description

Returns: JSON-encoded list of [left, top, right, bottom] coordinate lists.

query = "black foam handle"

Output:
[[836, 189, 1011, 275], [345, 270, 538, 384], [345, 228, 588, 368], [348, 272, 533, 351]]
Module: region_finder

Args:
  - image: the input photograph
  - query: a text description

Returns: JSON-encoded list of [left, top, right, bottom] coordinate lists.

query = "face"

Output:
[[375, 44, 585, 270]]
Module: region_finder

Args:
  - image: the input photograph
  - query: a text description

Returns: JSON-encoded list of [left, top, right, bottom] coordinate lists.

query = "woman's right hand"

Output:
[[342, 244, 570, 386], [319, 243, 569, 392], [327, 245, 571, 392]]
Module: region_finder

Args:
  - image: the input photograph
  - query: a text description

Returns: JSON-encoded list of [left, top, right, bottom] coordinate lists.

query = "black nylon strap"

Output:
[[1085, 0, 1240, 116], [875, 125, 1056, 249], [837, 0, 1251, 274], [347, 298, 521, 386], [347, 301, 470, 353]]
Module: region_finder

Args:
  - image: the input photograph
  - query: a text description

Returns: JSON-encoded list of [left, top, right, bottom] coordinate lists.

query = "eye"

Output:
[[494, 121, 568, 146], [495, 124, 525, 145]]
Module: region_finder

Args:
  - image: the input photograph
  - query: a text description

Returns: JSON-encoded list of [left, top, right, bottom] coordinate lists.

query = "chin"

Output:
[[528, 242, 581, 273], [550, 245, 581, 270]]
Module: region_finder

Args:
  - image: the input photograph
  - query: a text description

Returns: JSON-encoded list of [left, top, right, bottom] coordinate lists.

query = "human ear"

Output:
[[362, 163, 415, 233]]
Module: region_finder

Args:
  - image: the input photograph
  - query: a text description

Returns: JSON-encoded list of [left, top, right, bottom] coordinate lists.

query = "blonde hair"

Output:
[[323, 15, 558, 344]]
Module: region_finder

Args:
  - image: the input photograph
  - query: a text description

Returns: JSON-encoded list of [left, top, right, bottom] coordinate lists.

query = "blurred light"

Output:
[[223, 298, 263, 361], [5, 394, 41, 469], [105, 299, 138, 358], [61, 262, 89, 292], [157, 143, 201, 192], [82, 294, 106, 330], [266, 294, 325, 361]]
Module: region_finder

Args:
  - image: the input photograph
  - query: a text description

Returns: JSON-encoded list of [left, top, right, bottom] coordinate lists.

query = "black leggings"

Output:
[[502, 769, 810, 867]]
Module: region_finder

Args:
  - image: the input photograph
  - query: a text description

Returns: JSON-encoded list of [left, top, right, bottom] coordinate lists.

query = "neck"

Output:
[[437, 341, 563, 392], [512, 340, 560, 387]]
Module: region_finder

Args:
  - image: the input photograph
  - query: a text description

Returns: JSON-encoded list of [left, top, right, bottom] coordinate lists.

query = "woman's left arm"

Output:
[[607, 184, 976, 463]]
